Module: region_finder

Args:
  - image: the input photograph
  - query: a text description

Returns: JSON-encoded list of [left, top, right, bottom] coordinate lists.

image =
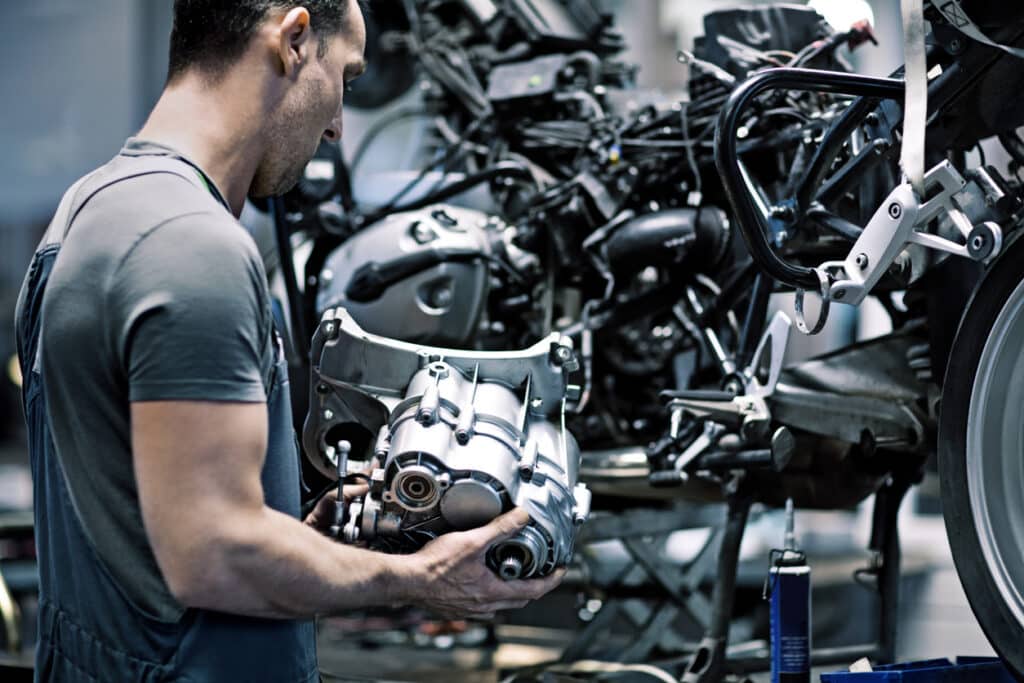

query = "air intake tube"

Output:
[[603, 207, 731, 275]]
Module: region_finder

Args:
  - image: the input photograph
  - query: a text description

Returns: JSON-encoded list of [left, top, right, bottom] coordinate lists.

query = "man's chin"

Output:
[[248, 180, 298, 201], [248, 167, 306, 201]]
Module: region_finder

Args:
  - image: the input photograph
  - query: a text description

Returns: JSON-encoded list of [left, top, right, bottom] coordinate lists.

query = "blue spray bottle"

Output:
[[768, 498, 811, 683]]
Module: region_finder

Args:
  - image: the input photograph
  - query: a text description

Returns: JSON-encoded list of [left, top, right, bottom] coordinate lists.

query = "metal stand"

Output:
[[682, 478, 753, 683], [866, 468, 915, 665], [561, 507, 722, 663], [560, 467, 916, 681]]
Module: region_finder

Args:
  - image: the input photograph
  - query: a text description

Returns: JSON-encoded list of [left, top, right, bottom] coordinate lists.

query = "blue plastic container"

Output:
[[820, 657, 1015, 682]]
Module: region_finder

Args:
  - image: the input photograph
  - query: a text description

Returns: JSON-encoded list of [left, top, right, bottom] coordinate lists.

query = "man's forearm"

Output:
[[172, 506, 419, 619]]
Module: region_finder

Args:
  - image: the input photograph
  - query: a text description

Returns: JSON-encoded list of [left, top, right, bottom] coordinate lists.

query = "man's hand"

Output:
[[305, 458, 377, 535], [401, 508, 566, 620], [304, 483, 368, 535]]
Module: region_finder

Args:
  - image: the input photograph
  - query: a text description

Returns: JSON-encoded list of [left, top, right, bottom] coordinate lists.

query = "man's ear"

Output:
[[276, 7, 312, 78]]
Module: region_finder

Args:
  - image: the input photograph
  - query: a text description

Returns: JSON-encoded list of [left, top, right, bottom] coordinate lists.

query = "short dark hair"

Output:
[[167, 0, 351, 83]]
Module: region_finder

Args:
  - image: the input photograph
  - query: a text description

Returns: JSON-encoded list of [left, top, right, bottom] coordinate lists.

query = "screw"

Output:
[[431, 288, 452, 307], [323, 409, 334, 420], [554, 346, 573, 364], [888, 203, 902, 219], [855, 253, 869, 269], [971, 235, 986, 251], [833, 289, 846, 300]]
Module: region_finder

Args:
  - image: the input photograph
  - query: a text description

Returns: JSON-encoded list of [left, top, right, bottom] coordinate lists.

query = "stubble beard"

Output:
[[249, 80, 327, 199]]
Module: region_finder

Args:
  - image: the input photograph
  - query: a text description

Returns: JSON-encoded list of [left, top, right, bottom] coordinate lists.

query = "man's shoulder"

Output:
[[76, 153, 230, 230], [64, 153, 256, 264]]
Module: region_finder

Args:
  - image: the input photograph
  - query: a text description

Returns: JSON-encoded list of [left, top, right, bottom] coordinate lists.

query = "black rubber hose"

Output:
[[357, 161, 534, 228], [270, 197, 310, 365]]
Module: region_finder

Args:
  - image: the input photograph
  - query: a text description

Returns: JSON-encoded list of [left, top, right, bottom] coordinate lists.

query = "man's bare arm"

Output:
[[132, 401, 562, 619]]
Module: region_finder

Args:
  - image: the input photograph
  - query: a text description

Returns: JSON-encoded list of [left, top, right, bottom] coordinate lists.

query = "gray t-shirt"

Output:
[[37, 139, 278, 621]]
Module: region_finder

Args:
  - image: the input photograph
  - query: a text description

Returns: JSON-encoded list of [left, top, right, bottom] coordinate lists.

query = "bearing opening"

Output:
[[392, 467, 440, 510]]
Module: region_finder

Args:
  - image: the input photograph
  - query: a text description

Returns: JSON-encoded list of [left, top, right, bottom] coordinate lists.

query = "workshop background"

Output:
[[0, 0, 1003, 680]]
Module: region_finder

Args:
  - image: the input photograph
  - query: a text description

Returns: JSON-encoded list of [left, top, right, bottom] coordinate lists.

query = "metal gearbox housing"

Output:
[[303, 308, 590, 579]]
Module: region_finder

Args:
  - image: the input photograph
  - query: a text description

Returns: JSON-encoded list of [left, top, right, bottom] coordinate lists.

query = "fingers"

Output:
[[341, 482, 369, 501], [506, 567, 567, 600], [466, 507, 530, 547], [434, 598, 530, 620]]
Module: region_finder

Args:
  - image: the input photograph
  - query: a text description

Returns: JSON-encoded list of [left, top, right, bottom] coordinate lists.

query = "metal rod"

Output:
[[737, 272, 772, 369], [681, 481, 753, 683]]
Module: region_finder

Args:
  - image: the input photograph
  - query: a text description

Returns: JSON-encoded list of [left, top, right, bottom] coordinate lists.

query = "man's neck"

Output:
[[137, 71, 268, 218]]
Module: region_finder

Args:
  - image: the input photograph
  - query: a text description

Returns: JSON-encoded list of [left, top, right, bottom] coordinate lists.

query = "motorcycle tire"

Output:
[[940, 232, 1024, 681]]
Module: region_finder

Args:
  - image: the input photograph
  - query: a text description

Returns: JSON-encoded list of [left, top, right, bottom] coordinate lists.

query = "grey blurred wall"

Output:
[[0, 0, 172, 293]]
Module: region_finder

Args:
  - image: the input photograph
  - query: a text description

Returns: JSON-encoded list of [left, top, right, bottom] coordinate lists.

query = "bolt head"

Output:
[[431, 288, 452, 307], [888, 202, 902, 219], [323, 409, 334, 420], [855, 253, 869, 269]]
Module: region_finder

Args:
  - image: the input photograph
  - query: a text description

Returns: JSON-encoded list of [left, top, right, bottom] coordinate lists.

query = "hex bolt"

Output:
[[855, 253, 869, 269]]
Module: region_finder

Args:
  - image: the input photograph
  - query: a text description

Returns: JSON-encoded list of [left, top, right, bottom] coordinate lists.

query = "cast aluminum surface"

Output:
[[316, 205, 494, 346], [304, 309, 589, 579]]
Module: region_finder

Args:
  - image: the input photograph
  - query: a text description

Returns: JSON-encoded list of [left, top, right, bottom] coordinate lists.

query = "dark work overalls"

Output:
[[15, 156, 317, 681]]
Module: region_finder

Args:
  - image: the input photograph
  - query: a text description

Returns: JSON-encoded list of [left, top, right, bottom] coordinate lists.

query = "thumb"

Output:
[[470, 507, 530, 546]]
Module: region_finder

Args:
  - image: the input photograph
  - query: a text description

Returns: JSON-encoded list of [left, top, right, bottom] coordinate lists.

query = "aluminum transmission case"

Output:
[[303, 308, 591, 579]]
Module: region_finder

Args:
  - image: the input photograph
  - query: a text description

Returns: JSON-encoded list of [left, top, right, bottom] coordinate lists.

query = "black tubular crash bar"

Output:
[[714, 68, 905, 291]]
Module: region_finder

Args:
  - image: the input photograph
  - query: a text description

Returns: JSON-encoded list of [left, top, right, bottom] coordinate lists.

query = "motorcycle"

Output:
[[267, 0, 1024, 678]]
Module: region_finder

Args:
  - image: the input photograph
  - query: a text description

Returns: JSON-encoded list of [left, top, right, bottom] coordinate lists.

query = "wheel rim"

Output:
[[967, 276, 1024, 629]]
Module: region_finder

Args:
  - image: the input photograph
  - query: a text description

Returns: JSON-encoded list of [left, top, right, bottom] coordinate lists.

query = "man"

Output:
[[14, 1, 562, 680]]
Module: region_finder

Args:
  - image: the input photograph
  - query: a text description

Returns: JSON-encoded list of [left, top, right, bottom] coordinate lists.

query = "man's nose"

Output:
[[323, 119, 342, 143]]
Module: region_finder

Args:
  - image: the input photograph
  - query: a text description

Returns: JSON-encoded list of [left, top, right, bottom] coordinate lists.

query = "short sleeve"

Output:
[[111, 213, 270, 404]]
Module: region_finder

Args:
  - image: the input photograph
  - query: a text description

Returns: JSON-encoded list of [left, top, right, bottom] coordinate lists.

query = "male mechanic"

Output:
[[15, 1, 562, 680]]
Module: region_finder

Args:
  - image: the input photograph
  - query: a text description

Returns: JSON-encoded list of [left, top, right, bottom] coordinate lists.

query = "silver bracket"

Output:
[[796, 160, 1004, 334], [667, 311, 791, 448]]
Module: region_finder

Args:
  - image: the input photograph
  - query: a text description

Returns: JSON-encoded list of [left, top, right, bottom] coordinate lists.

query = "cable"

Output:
[[349, 107, 432, 176], [373, 116, 488, 214], [680, 101, 702, 195]]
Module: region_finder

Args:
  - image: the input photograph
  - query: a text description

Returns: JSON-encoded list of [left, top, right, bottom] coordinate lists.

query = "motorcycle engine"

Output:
[[303, 308, 590, 579], [316, 205, 498, 346]]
